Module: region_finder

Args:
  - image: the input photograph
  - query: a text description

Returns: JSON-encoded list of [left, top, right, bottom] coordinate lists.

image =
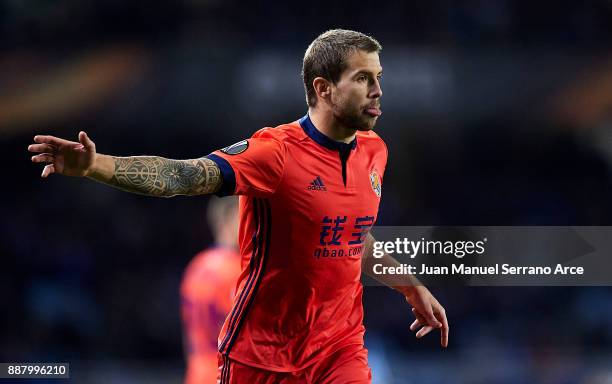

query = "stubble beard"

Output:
[[331, 99, 377, 132]]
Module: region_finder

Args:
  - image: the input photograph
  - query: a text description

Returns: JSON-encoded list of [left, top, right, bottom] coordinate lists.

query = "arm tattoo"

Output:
[[109, 156, 222, 197]]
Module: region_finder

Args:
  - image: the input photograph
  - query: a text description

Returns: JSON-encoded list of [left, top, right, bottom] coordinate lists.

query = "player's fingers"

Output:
[[78, 131, 95, 151], [411, 308, 427, 330], [31, 153, 54, 163], [28, 143, 56, 153], [422, 307, 442, 329], [416, 325, 434, 338], [410, 318, 421, 332], [412, 307, 425, 318], [34, 135, 73, 146], [440, 320, 449, 348], [435, 307, 449, 348], [41, 164, 55, 178]]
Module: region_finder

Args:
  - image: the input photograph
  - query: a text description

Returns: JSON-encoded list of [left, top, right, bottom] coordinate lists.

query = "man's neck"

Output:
[[216, 233, 238, 250], [308, 107, 356, 144]]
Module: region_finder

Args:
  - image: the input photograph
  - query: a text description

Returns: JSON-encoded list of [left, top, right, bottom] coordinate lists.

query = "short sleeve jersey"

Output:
[[206, 114, 388, 371], [180, 246, 242, 383]]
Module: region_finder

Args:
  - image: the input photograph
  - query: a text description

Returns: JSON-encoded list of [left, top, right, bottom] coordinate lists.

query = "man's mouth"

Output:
[[364, 106, 382, 117]]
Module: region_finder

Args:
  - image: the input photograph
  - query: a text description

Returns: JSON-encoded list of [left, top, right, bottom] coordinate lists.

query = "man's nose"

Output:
[[370, 79, 382, 98]]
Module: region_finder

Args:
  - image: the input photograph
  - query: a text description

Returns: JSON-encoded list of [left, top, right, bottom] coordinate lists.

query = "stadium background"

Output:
[[3, 1, 612, 383]]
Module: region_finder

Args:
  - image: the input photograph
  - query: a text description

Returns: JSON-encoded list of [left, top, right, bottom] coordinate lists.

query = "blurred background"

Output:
[[3, 0, 612, 383]]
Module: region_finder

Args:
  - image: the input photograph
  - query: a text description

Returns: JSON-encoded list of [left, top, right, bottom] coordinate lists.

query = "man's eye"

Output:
[[357, 75, 367, 82]]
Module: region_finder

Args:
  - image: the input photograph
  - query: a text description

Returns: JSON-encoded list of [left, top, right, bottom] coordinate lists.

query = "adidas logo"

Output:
[[307, 176, 327, 191]]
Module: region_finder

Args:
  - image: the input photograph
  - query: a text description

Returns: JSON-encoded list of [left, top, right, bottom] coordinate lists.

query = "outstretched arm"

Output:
[[362, 232, 449, 348], [29, 131, 222, 197]]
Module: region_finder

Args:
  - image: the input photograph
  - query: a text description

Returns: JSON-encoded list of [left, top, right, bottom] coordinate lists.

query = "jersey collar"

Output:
[[299, 114, 357, 152]]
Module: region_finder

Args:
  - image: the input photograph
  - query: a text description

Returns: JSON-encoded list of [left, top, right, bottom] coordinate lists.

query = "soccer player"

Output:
[[29, 29, 449, 383], [181, 196, 241, 384]]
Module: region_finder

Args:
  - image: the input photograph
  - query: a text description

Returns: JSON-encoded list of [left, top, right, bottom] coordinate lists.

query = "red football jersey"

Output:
[[206, 114, 387, 371], [181, 246, 242, 383]]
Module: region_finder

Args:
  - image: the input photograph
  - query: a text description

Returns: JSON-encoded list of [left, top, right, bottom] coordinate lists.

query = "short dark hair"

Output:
[[302, 29, 382, 107]]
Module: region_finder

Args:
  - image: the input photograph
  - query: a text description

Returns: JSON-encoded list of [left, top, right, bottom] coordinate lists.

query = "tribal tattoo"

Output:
[[110, 156, 222, 197]]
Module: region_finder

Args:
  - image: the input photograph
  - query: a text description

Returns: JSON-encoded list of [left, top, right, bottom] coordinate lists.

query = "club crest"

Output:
[[370, 169, 382, 197]]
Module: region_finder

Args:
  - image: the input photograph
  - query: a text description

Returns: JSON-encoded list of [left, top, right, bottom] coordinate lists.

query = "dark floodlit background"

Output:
[[3, 1, 612, 383]]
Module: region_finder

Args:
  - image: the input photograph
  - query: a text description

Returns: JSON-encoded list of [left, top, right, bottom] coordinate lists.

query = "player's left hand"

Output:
[[405, 286, 449, 348]]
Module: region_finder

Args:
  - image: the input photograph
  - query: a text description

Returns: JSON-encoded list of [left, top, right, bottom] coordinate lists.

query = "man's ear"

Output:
[[313, 77, 332, 103]]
